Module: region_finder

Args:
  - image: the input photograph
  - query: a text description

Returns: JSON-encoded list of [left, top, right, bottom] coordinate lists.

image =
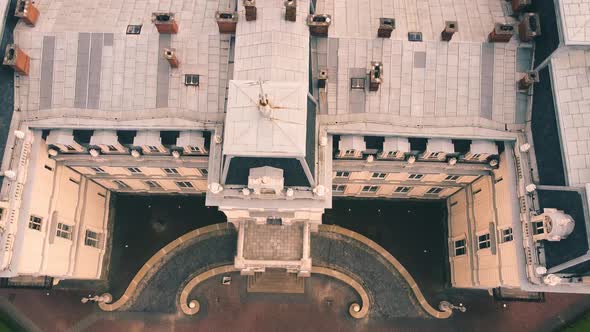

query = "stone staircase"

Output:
[[247, 269, 305, 294]]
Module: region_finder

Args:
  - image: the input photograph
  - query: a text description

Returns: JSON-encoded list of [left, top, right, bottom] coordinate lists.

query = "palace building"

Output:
[[0, 0, 589, 294]]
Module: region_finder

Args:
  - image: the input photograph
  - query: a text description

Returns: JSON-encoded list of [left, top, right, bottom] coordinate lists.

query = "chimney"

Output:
[[244, 0, 256, 21], [152, 12, 178, 34], [163, 48, 179, 68], [14, 0, 40, 26], [369, 62, 383, 92], [377, 18, 395, 38], [216, 11, 238, 34], [518, 71, 539, 90], [488, 23, 514, 43], [519, 13, 541, 42], [285, 0, 296, 22], [441, 21, 458, 41], [307, 14, 331, 37], [2, 44, 30, 76], [512, 0, 532, 13]]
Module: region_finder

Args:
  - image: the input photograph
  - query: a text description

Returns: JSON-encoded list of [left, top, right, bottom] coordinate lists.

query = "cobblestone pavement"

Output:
[[312, 230, 428, 319]]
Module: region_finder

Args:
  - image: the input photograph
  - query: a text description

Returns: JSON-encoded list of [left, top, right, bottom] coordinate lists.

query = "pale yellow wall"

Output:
[[72, 181, 108, 279], [18, 143, 56, 274], [448, 190, 473, 288]]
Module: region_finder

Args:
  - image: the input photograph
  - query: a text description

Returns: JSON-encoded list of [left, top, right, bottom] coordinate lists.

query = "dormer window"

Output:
[[344, 149, 356, 157], [189, 146, 203, 153]]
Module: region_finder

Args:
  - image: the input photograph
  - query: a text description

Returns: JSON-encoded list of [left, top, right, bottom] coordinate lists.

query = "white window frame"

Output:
[[163, 168, 179, 175], [332, 184, 346, 193], [127, 167, 142, 174], [189, 146, 203, 153], [426, 187, 444, 194], [444, 175, 461, 182], [454, 238, 466, 256], [91, 167, 106, 174], [361, 185, 379, 193], [532, 221, 544, 235], [371, 172, 387, 179], [56, 223, 73, 240], [147, 145, 160, 153], [113, 180, 130, 189], [407, 173, 424, 180], [344, 149, 356, 157], [176, 181, 194, 189], [501, 227, 513, 243], [144, 180, 162, 189], [28, 215, 42, 231], [84, 230, 102, 248], [394, 186, 412, 193], [477, 233, 491, 250], [335, 171, 350, 178]]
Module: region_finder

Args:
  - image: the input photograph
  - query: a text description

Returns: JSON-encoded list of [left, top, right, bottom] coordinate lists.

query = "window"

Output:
[[127, 167, 142, 174], [335, 171, 350, 178], [185, 74, 200, 86], [429, 152, 442, 159], [494, 177, 504, 184], [107, 145, 118, 151], [176, 181, 194, 189], [144, 180, 162, 189], [470, 153, 482, 160], [371, 172, 387, 179], [361, 185, 379, 193], [394, 186, 413, 193], [84, 230, 101, 248], [64, 144, 76, 151], [408, 173, 424, 180], [189, 146, 203, 153], [350, 77, 366, 90], [332, 184, 346, 193], [44, 165, 53, 171], [113, 180, 130, 189], [532, 221, 544, 235], [69, 178, 80, 185], [199, 168, 208, 176], [56, 223, 73, 240], [454, 239, 466, 256], [473, 188, 482, 195], [386, 151, 398, 158], [147, 145, 160, 153], [91, 167, 106, 174], [426, 187, 444, 194], [478, 233, 491, 249], [163, 168, 179, 175], [126, 24, 142, 34], [444, 175, 461, 182], [408, 32, 423, 42], [28, 215, 42, 231], [344, 149, 356, 157], [0, 208, 4, 221], [502, 228, 513, 242]]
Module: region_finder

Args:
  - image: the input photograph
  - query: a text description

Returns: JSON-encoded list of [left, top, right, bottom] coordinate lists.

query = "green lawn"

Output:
[[562, 312, 590, 332]]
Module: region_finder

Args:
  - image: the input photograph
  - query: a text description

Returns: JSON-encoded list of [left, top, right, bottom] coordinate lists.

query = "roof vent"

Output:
[[488, 23, 514, 43], [285, 0, 296, 22], [378, 18, 395, 38], [152, 12, 178, 34], [519, 13, 541, 42], [307, 14, 331, 37], [216, 11, 238, 34], [14, 0, 40, 26], [441, 21, 458, 41]]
